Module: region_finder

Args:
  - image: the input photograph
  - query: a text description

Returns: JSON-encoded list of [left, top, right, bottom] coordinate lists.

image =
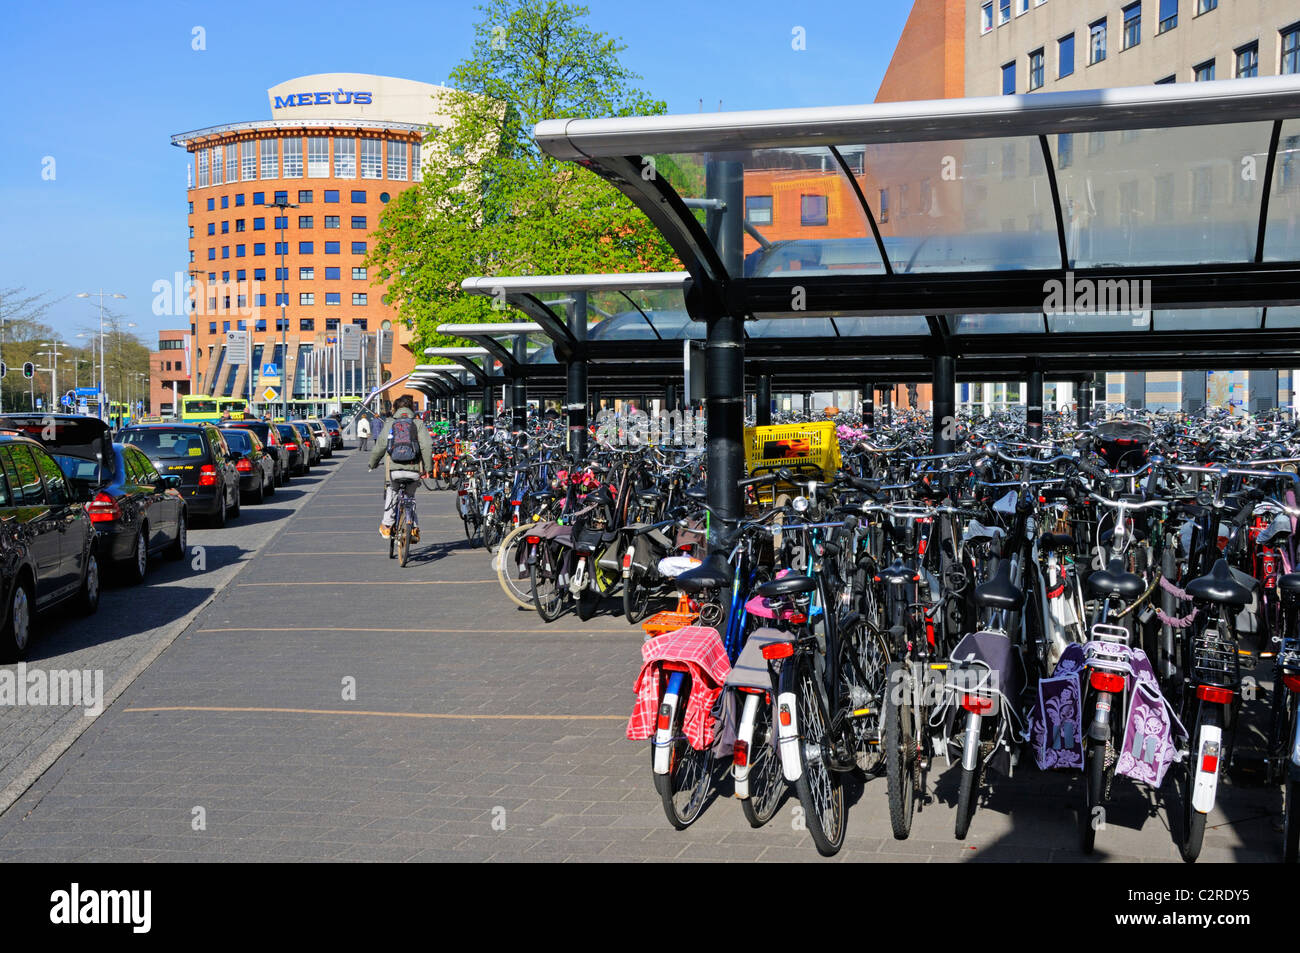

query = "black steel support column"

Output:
[[1027, 368, 1044, 442], [756, 374, 771, 426], [883, 386, 893, 425], [1077, 378, 1090, 426], [933, 356, 956, 454], [481, 382, 494, 431], [567, 292, 589, 458], [705, 158, 746, 543], [511, 336, 528, 438], [456, 391, 467, 438], [862, 383, 874, 429]]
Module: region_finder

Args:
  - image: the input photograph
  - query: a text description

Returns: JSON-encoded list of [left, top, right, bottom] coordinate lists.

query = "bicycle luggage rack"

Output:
[[1191, 626, 1240, 689]]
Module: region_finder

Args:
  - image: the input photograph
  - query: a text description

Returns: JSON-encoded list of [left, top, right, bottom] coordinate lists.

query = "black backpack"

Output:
[[387, 418, 419, 464]]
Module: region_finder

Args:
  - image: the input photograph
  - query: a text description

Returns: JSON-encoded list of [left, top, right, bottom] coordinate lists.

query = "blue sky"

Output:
[[0, 0, 913, 341]]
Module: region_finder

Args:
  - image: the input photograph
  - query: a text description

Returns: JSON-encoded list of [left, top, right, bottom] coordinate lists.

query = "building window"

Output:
[[241, 140, 257, 180], [260, 139, 278, 178], [1284, 24, 1300, 75], [1122, 3, 1140, 50], [1089, 18, 1106, 64], [299, 241, 313, 254], [299, 319, 314, 332], [352, 267, 367, 280], [189, 225, 195, 238], [325, 216, 341, 228], [276, 318, 289, 331], [253, 191, 264, 205], [386, 141, 408, 180], [221, 246, 230, 259], [297, 190, 312, 204], [189, 250, 195, 263], [324, 241, 340, 254], [351, 190, 366, 203], [1057, 133, 1073, 169], [998, 0, 1010, 25], [255, 319, 266, 331], [254, 268, 266, 280], [800, 194, 828, 226], [236, 219, 246, 232], [325, 292, 341, 306], [325, 267, 341, 280], [307, 137, 329, 178], [208, 322, 217, 334], [235, 193, 245, 207], [1002, 61, 1016, 95], [221, 195, 229, 210], [196, 150, 209, 187], [351, 241, 367, 254], [334, 138, 356, 179], [325, 317, 340, 331], [210, 147, 223, 186], [300, 267, 314, 280], [253, 217, 265, 230], [188, 201, 194, 213], [299, 293, 314, 306], [273, 190, 287, 204], [276, 293, 288, 307], [221, 220, 229, 234], [350, 215, 366, 229], [235, 244, 245, 257], [225, 144, 237, 184], [354, 319, 368, 330], [275, 267, 288, 281], [207, 222, 215, 236], [253, 243, 265, 256], [981, 2, 993, 33], [206, 197, 215, 211], [275, 242, 287, 255], [744, 196, 773, 225], [1196, 0, 1215, 14], [1194, 59, 1215, 81], [207, 248, 216, 260], [1028, 49, 1044, 90], [360, 139, 382, 179], [1158, 0, 1177, 33], [273, 216, 287, 230], [412, 143, 422, 182], [298, 215, 314, 229], [352, 293, 367, 306], [1236, 42, 1258, 78], [283, 137, 303, 178]]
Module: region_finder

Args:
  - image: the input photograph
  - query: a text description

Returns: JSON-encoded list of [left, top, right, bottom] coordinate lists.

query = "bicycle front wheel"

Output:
[[496, 524, 536, 611], [781, 651, 845, 856]]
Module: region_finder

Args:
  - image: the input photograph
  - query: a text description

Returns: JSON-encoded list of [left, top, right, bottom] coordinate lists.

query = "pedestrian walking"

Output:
[[357, 414, 372, 451]]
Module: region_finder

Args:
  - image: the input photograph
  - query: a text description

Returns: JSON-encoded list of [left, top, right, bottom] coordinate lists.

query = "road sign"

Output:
[[262, 363, 279, 377], [35, 398, 42, 409], [75, 387, 98, 397], [341, 323, 361, 360], [61, 394, 72, 407], [225, 330, 249, 364], [262, 386, 280, 403]]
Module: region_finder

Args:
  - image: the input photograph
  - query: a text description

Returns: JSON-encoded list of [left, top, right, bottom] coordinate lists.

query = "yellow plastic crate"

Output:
[[744, 421, 842, 497]]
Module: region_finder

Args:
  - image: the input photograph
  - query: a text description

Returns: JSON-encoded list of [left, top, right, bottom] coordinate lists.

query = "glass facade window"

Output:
[[352, 293, 367, 305], [225, 144, 237, 184], [412, 142, 421, 182], [387, 141, 408, 180], [1028, 49, 1044, 90], [1159, 0, 1177, 32], [307, 137, 329, 177], [283, 137, 303, 178], [241, 140, 256, 180], [1122, 3, 1140, 50], [260, 139, 278, 178], [352, 267, 367, 280], [334, 138, 355, 178], [360, 139, 382, 179], [1237, 42, 1258, 78], [1089, 18, 1106, 65], [197, 149, 209, 187], [211, 146, 223, 185]]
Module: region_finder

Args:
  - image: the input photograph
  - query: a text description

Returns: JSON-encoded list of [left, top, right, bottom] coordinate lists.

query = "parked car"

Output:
[[321, 417, 344, 451], [0, 415, 187, 584], [296, 419, 332, 459], [274, 423, 309, 476], [291, 422, 321, 468], [0, 432, 100, 661], [218, 426, 275, 504], [120, 424, 241, 527], [221, 420, 288, 487]]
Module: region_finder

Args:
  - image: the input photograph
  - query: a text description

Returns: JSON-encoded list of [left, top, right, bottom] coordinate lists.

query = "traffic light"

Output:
[[22, 362, 34, 379]]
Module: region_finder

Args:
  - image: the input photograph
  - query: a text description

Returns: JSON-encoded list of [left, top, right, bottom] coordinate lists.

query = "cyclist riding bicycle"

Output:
[[368, 395, 434, 541]]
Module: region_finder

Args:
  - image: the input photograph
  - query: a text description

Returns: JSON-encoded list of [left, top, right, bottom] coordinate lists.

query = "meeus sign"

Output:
[[274, 90, 373, 108]]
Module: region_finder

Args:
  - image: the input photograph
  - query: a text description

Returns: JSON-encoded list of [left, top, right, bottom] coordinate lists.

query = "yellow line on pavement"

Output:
[[123, 705, 624, 721]]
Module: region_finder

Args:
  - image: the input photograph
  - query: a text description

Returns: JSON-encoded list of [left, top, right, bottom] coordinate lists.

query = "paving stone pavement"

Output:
[[0, 450, 1287, 861]]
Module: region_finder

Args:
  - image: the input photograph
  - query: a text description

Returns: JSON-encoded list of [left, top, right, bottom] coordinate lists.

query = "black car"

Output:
[[120, 424, 241, 526], [322, 417, 344, 451], [218, 427, 275, 504], [0, 415, 187, 583], [221, 420, 289, 487], [275, 423, 309, 476], [0, 432, 100, 661]]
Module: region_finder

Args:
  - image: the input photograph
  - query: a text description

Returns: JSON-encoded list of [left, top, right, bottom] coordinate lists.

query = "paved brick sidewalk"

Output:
[[0, 451, 1284, 861]]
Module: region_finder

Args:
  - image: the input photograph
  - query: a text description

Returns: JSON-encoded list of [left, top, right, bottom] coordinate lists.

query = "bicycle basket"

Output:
[[743, 421, 842, 500]]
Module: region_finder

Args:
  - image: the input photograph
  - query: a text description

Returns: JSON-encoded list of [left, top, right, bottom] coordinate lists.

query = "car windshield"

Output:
[[122, 429, 207, 458]]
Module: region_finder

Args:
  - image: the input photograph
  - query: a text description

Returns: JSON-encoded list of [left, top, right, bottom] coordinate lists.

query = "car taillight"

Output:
[[1282, 673, 1300, 693], [285, 442, 298, 451], [733, 739, 748, 768], [1089, 670, 1125, 694], [235, 458, 252, 473], [1196, 684, 1235, 704], [198, 464, 217, 487], [961, 694, 994, 715], [86, 492, 120, 523]]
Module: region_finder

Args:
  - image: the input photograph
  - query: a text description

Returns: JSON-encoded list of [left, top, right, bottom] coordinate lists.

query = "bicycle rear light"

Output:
[[1089, 670, 1125, 694], [732, 739, 748, 768], [1195, 685, 1235, 704], [961, 694, 994, 715], [761, 643, 794, 661]]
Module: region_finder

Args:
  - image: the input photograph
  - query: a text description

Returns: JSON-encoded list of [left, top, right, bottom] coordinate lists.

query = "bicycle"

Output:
[[387, 473, 421, 568]]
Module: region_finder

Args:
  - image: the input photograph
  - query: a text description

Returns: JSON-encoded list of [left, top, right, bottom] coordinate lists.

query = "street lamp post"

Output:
[[76, 290, 125, 421], [266, 197, 297, 421]]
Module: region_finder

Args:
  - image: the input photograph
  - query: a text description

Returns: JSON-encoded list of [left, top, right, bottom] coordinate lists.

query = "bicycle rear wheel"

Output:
[[496, 524, 536, 611], [740, 695, 784, 828], [529, 542, 563, 623], [884, 661, 917, 839], [652, 677, 714, 829], [397, 510, 410, 567], [781, 651, 845, 856]]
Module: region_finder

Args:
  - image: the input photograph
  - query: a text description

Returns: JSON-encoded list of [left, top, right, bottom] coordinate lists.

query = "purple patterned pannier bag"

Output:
[[1031, 642, 1085, 770], [1115, 648, 1182, 787]]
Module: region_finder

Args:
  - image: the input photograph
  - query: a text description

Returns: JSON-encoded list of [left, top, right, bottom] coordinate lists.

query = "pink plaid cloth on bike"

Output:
[[627, 626, 730, 750]]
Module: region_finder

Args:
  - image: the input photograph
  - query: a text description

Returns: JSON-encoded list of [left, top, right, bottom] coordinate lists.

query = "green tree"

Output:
[[367, 0, 679, 357]]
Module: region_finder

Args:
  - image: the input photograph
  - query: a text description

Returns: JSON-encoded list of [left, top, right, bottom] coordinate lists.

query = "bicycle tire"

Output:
[[840, 616, 889, 776], [782, 651, 846, 856], [1180, 703, 1220, 863], [398, 516, 410, 567], [1081, 740, 1105, 854], [576, 585, 600, 621], [623, 567, 651, 624], [955, 763, 978, 841], [740, 696, 784, 828], [496, 524, 536, 611], [651, 675, 714, 829], [884, 661, 916, 840], [529, 543, 563, 623]]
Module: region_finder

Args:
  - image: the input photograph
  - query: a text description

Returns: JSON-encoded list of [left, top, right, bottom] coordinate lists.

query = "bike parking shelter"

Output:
[[534, 76, 1300, 538]]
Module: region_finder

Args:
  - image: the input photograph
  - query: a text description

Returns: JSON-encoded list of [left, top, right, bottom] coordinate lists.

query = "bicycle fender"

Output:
[[1191, 722, 1223, 814], [776, 691, 802, 782]]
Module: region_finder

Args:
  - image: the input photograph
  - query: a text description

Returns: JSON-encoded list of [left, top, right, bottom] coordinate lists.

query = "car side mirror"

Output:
[[158, 475, 182, 490]]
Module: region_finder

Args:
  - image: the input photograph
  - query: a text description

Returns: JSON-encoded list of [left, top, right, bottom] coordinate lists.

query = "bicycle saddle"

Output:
[[1039, 532, 1075, 552], [754, 574, 817, 600], [1278, 573, 1300, 595], [1086, 558, 1145, 600], [1184, 558, 1254, 607], [974, 560, 1025, 610], [684, 482, 708, 502], [674, 553, 731, 594]]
